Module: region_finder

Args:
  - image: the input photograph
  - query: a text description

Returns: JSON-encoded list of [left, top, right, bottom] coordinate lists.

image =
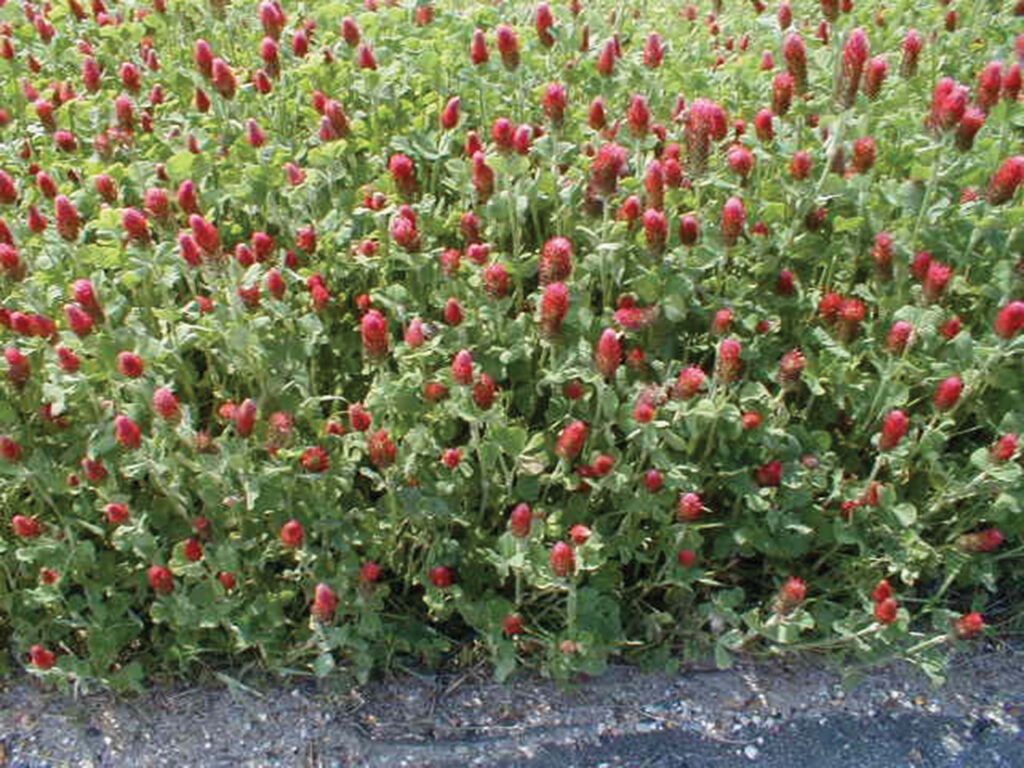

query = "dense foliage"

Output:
[[1, 0, 1022, 689]]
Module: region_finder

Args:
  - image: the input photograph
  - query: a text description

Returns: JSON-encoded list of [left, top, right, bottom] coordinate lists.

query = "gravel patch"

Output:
[[1, 645, 1021, 766]]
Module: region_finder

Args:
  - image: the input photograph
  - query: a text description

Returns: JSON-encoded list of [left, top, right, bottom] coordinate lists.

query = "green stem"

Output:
[[865, 357, 899, 428], [599, 203, 611, 308], [774, 621, 883, 653], [514, 537, 525, 607], [471, 421, 489, 520], [910, 145, 945, 251], [904, 633, 948, 657], [567, 581, 578, 635], [922, 469, 992, 521]]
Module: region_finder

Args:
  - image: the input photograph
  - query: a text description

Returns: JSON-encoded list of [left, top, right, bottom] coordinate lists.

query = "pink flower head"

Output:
[[933, 375, 963, 411], [987, 156, 1024, 205], [544, 83, 569, 124], [840, 28, 870, 107], [539, 236, 574, 284], [114, 414, 142, 449], [627, 94, 651, 137], [550, 541, 575, 577], [451, 349, 474, 385], [642, 208, 668, 252], [721, 197, 746, 246], [589, 143, 628, 196], [783, 33, 807, 93], [540, 282, 570, 336], [594, 328, 622, 378], [360, 309, 390, 358], [555, 420, 588, 461], [496, 24, 520, 70], [388, 153, 417, 198], [879, 410, 909, 450], [863, 56, 888, 100], [900, 29, 922, 77], [994, 301, 1024, 339], [716, 337, 743, 382]]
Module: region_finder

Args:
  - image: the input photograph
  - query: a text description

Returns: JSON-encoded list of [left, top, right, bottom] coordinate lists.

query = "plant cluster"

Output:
[[0, 0, 1022, 688]]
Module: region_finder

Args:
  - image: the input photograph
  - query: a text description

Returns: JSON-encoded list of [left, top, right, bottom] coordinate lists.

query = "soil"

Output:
[[1, 644, 1021, 767]]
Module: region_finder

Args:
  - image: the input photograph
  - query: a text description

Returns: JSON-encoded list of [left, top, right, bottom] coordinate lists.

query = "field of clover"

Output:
[[0, 0, 1022, 691]]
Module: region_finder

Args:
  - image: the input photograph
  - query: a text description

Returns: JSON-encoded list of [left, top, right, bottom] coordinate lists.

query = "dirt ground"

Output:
[[1, 644, 1021, 767]]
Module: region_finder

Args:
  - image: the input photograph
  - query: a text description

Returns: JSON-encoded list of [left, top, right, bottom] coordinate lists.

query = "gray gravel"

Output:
[[1, 646, 1021, 767]]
